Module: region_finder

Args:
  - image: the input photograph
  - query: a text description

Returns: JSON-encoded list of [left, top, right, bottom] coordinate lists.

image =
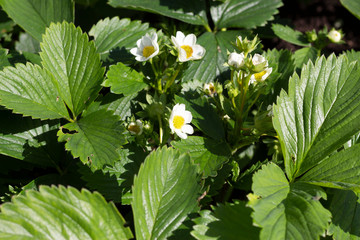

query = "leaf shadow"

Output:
[[158, 0, 206, 16], [102, 46, 133, 67]]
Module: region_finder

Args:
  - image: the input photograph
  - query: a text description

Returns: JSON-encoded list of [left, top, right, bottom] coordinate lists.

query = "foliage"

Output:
[[0, 0, 359, 239]]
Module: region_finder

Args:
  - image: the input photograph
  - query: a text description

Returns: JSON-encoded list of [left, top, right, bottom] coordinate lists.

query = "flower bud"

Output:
[[251, 54, 268, 73], [236, 35, 260, 55], [327, 29, 342, 43], [228, 52, 245, 69]]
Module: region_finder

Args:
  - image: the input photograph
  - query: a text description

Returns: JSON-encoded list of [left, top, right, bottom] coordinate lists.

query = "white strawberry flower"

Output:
[[228, 52, 245, 69], [130, 33, 159, 62], [171, 31, 205, 62], [169, 103, 193, 139], [249, 67, 273, 85]]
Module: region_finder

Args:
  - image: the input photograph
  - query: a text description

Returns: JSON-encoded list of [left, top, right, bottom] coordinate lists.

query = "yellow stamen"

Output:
[[143, 46, 155, 58], [181, 45, 193, 58], [254, 70, 267, 81], [173, 115, 185, 129]]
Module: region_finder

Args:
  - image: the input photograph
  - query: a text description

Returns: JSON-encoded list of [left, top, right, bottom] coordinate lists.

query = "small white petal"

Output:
[[181, 124, 194, 134], [184, 34, 196, 46], [175, 129, 188, 139], [184, 111, 192, 123], [176, 31, 185, 42], [192, 45, 206, 59]]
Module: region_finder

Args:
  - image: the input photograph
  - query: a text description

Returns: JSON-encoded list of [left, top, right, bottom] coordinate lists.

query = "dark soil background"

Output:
[[268, 0, 360, 53]]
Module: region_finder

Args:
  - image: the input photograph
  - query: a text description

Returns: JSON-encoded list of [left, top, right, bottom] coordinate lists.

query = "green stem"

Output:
[[204, 24, 212, 32], [164, 64, 181, 92], [157, 114, 163, 145]]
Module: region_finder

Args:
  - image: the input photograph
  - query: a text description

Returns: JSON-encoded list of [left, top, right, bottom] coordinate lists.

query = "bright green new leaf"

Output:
[[172, 136, 231, 178], [132, 147, 200, 240], [250, 163, 331, 240], [272, 24, 310, 47], [191, 201, 260, 240], [108, 0, 208, 26], [0, 63, 69, 120], [273, 55, 360, 180], [340, 0, 360, 20], [300, 144, 360, 191], [89, 17, 152, 61], [0, 110, 62, 167], [40, 22, 105, 118], [175, 94, 225, 140], [58, 109, 126, 169], [293, 47, 318, 71], [210, 0, 283, 29], [0, 185, 133, 239], [328, 189, 360, 239], [0, 0, 74, 41], [103, 62, 147, 95]]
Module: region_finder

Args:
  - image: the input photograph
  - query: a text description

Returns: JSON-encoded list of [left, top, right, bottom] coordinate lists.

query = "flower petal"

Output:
[[175, 31, 185, 43], [192, 45, 206, 59], [181, 124, 194, 135], [184, 110, 192, 123], [184, 34, 196, 46], [175, 129, 188, 139]]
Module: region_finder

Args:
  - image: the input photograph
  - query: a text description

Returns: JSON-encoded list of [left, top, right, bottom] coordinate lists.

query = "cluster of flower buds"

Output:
[[130, 31, 206, 63], [227, 36, 272, 85]]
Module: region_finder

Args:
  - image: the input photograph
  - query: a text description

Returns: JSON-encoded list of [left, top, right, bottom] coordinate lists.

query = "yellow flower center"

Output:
[[181, 45, 193, 58], [173, 115, 185, 129], [254, 70, 267, 81], [143, 46, 155, 58]]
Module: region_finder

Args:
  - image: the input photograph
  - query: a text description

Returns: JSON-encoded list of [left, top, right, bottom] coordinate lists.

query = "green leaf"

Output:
[[273, 55, 360, 180], [175, 93, 225, 140], [293, 47, 318, 71], [80, 144, 146, 203], [98, 93, 137, 120], [210, 0, 283, 29], [340, 0, 360, 20], [342, 50, 360, 63], [261, 48, 295, 105], [0, 185, 133, 239], [172, 136, 230, 178], [108, 0, 208, 26], [249, 163, 331, 240], [0, 63, 69, 120], [132, 147, 200, 240], [299, 144, 360, 191], [0, 0, 74, 41], [191, 201, 260, 240], [89, 17, 152, 61], [15, 33, 40, 54], [40, 22, 105, 118], [328, 189, 360, 239], [58, 109, 126, 169], [0, 110, 62, 167], [103, 62, 147, 95], [0, 48, 11, 70], [182, 30, 250, 83], [272, 24, 310, 47]]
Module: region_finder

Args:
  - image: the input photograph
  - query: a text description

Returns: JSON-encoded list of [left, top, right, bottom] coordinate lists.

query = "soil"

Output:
[[267, 0, 360, 53]]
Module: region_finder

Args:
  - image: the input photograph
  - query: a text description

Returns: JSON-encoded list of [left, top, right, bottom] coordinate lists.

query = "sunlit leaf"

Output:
[[0, 186, 133, 239], [132, 147, 200, 240]]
